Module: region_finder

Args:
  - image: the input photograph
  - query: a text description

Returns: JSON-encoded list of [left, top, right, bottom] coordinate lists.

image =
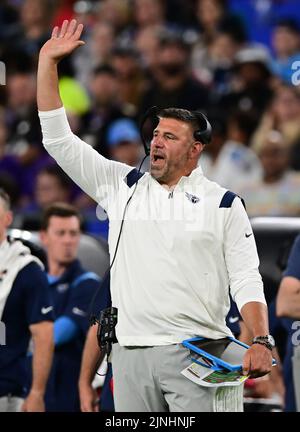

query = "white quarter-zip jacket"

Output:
[[39, 107, 266, 346]]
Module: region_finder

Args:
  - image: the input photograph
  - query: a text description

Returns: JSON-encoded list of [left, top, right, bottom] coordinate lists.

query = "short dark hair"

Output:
[[0, 188, 11, 210], [93, 64, 117, 77], [158, 107, 204, 135], [274, 18, 300, 34], [41, 203, 82, 231], [38, 165, 72, 190]]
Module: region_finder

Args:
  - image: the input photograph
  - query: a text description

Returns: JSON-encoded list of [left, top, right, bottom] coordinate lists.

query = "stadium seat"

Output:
[[8, 229, 109, 279], [251, 217, 300, 303]]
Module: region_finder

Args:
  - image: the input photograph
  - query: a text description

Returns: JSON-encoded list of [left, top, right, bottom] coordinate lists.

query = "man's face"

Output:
[[111, 141, 141, 166], [35, 173, 69, 209], [40, 216, 80, 266], [90, 73, 118, 106], [259, 142, 289, 179], [0, 200, 13, 243], [150, 117, 198, 184]]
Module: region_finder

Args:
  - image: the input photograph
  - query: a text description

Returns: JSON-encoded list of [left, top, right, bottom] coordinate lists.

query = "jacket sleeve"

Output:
[[38, 107, 133, 212], [223, 197, 266, 311]]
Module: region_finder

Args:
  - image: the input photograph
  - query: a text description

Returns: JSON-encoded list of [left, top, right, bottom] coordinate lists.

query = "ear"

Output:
[[39, 230, 47, 246], [5, 211, 13, 228], [189, 141, 205, 159]]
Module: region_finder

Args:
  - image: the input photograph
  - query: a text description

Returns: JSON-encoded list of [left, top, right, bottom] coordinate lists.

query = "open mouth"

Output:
[[151, 155, 165, 169], [152, 154, 166, 166]]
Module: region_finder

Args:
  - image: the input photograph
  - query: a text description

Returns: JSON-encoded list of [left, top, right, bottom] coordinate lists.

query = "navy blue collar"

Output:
[[47, 259, 83, 286]]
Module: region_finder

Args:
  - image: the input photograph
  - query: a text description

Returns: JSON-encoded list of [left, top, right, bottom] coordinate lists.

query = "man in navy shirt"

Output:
[[0, 188, 54, 412], [79, 275, 114, 412], [277, 234, 300, 412], [39, 203, 100, 411]]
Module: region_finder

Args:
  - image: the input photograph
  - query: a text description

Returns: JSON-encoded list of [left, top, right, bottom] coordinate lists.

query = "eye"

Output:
[[166, 134, 176, 140]]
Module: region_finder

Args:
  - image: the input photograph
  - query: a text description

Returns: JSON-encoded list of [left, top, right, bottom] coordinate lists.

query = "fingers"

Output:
[[51, 26, 59, 38], [59, 20, 69, 38], [65, 19, 77, 38], [242, 351, 251, 376], [245, 345, 273, 378], [57, 19, 83, 41], [72, 23, 84, 41]]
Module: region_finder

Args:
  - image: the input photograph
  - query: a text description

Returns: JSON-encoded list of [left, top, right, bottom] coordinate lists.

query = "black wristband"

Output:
[[252, 340, 273, 351]]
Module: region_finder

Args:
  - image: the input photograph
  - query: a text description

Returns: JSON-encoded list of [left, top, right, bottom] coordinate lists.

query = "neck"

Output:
[[158, 166, 197, 188], [263, 172, 284, 184], [48, 260, 69, 277], [0, 235, 7, 246]]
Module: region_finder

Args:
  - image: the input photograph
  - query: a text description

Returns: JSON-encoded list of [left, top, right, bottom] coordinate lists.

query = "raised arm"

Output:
[[37, 19, 84, 111], [37, 20, 133, 210]]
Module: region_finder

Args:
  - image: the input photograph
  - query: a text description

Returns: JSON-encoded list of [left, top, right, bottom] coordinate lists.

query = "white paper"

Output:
[[181, 361, 249, 387]]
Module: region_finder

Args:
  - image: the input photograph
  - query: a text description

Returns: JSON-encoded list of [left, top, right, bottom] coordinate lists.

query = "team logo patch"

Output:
[[185, 192, 200, 204]]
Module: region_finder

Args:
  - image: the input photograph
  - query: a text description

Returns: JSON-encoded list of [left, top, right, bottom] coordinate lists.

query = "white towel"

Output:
[[0, 238, 44, 320]]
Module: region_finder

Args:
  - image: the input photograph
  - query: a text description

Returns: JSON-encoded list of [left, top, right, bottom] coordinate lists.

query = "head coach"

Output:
[[36, 20, 274, 412]]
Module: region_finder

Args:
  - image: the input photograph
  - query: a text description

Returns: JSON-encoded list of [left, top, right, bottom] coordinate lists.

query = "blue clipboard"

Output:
[[182, 336, 277, 372]]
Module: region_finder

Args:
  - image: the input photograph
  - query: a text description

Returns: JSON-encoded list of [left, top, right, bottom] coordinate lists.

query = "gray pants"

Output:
[[0, 395, 23, 412], [111, 344, 244, 412]]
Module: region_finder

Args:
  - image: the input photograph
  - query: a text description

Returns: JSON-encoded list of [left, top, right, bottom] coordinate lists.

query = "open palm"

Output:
[[40, 19, 85, 62]]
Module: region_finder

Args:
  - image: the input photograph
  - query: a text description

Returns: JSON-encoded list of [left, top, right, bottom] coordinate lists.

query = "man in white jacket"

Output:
[[37, 20, 274, 412], [0, 189, 54, 412]]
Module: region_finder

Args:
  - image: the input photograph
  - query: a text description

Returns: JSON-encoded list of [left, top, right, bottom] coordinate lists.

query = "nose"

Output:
[[62, 233, 74, 245], [151, 134, 164, 149]]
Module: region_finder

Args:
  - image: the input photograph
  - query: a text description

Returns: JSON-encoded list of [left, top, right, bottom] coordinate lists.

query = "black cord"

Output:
[[90, 155, 148, 376], [88, 155, 148, 321]]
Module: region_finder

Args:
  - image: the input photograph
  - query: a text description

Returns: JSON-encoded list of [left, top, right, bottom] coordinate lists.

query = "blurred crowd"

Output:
[[0, 0, 300, 238]]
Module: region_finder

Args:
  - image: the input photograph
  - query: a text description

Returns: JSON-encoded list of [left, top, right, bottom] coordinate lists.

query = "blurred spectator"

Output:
[[72, 22, 115, 86], [20, 165, 73, 231], [0, 1, 19, 42], [191, 28, 245, 92], [76, 118, 148, 239], [106, 118, 146, 168], [0, 109, 22, 207], [96, 0, 131, 34], [195, 0, 246, 45], [251, 84, 300, 154], [3, 0, 55, 60], [139, 32, 209, 115], [2, 68, 53, 203], [110, 46, 146, 108], [134, 25, 162, 73], [38, 203, 101, 412], [5, 69, 42, 166], [80, 64, 134, 158], [220, 44, 273, 121], [201, 111, 262, 190], [237, 131, 300, 217], [134, 0, 166, 30], [271, 18, 300, 84], [0, 188, 54, 412]]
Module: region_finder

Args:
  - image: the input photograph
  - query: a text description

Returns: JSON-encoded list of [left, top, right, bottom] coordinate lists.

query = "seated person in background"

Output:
[[271, 19, 300, 84], [106, 117, 148, 170], [20, 165, 73, 231], [237, 131, 300, 217], [0, 188, 54, 412], [201, 111, 262, 190], [79, 276, 114, 413], [36, 203, 101, 412], [75, 118, 148, 239]]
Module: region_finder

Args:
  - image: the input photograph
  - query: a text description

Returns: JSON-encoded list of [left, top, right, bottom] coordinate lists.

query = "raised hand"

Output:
[[40, 19, 85, 63]]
